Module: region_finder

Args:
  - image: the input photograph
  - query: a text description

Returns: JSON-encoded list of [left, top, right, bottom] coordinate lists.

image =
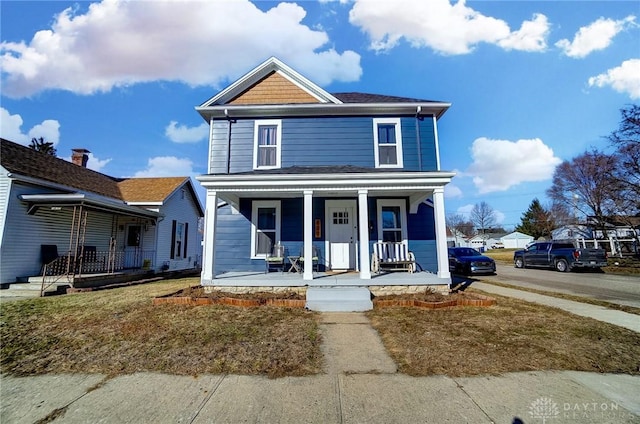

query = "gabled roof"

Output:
[[200, 57, 342, 107], [1, 137, 122, 199], [118, 177, 204, 216], [118, 177, 188, 203], [196, 57, 451, 120], [1, 138, 203, 216]]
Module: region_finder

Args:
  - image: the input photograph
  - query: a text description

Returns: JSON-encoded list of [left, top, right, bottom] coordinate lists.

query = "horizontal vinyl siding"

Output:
[[0, 182, 117, 283], [401, 117, 437, 171], [210, 120, 254, 174], [209, 116, 442, 174], [155, 187, 203, 271], [282, 117, 374, 167]]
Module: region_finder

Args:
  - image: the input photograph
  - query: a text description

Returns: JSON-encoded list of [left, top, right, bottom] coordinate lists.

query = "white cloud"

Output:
[[456, 204, 474, 219], [0, 107, 60, 146], [348, 0, 548, 55], [0, 0, 362, 98], [498, 13, 549, 52], [588, 59, 640, 99], [445, 183, 463, 198], [133, 156, 194, 178], [555, 15, 636, 58], [86, 153, 111, 172], [165, 121, 208, 144], [467, 137, 561, 194]]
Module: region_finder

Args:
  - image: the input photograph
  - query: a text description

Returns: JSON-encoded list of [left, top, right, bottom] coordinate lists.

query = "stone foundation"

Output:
[[368, 284, 450, 296], [204, 286, 307, 296], [204, 284, 450, 297]]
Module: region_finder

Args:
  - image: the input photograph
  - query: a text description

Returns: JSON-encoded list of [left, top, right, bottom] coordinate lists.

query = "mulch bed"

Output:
[[153, 287, 495, 309]]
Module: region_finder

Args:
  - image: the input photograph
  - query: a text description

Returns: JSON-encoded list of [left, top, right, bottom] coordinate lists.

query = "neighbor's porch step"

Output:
[[306, 286, 373, 312], [0, 282, 70, 297]]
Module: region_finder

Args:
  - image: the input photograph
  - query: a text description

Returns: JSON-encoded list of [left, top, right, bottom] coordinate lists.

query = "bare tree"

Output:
[[546, 149, 620, 234], [446, 213, 474, 246], [469, 201, 497, 237]]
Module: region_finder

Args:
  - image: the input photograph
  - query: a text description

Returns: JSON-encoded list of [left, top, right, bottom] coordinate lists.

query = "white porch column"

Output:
[[303, 190, 314, 281], [358, 190, 371, 279], [433, 187, 451, 279], [201, 190, 218, 284]]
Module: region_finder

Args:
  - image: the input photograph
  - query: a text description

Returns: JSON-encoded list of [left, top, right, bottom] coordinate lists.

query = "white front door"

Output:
[[326, 200, 357, 270]]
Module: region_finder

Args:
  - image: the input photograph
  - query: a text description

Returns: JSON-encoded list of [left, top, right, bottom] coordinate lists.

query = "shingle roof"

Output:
[[1, 138, 123, 199], [117, 177, 189, 203], [1, 139, 200, 213], [332, 92, 441, 104]]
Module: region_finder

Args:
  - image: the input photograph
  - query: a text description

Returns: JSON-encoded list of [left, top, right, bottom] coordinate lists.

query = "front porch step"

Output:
[[305, 286, 373, 312]]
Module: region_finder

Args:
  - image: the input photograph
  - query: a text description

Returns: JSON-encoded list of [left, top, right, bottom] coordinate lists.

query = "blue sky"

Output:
[[1, 0, 638, 230]]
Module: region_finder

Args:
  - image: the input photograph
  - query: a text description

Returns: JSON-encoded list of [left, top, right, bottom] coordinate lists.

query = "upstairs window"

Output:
[[253, 119, 282, 169], [374, 118, 403, 168]]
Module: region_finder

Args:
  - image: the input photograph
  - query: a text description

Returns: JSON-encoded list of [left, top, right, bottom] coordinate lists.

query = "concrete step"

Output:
[[306, 286, 373, 312], [0, 282, 70, 297]]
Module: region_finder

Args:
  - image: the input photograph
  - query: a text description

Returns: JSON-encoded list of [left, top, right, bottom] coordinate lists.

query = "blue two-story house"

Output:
[[196, 57, 454, 310]]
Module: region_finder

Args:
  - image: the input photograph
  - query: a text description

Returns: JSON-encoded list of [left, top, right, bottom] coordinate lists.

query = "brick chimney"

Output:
[[71, 148, 90, 167]]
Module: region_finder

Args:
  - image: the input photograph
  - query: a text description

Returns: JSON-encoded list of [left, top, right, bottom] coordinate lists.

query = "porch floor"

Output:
[[209, 270, 450, 287]]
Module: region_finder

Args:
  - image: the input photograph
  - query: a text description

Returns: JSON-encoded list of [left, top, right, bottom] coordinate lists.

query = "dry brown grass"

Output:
[[366, 289, 640, 377], [0, 278, 322, 378]]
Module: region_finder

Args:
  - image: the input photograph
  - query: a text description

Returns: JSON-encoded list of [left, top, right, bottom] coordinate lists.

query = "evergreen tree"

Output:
[[28, 137, 57, 156], [516, 198, 554, 240]]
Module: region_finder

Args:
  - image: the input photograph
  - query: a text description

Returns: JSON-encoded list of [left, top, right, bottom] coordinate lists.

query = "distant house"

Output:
[[195, 57, 455, 310], [0, 138, 204, 286], [467, 233, 505, 251], [586, 216, 640, 239], [500, 231, 534, 249], [551, 225, 593, 241]]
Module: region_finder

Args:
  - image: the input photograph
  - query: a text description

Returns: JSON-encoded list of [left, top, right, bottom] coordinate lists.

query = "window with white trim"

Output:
[[251, 201, 281, 258], [253, 119, 282, 169], [373, 118, 403, 168], [377, 200, 407, 243]]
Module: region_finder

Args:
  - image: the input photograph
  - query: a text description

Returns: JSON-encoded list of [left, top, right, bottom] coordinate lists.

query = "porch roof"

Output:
[[19, 193, 161, 219]]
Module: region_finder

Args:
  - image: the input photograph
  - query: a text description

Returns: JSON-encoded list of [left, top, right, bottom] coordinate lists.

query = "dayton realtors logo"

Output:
[[529, 397, 560, 423]]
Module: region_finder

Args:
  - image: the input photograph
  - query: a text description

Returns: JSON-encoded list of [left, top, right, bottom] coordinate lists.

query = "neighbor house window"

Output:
[[377, 200, 407, 243], [170, 220, 189, 259], [373, 118, 403, 168], [253, 119, 282, 169], [251, 201, 281, 258]]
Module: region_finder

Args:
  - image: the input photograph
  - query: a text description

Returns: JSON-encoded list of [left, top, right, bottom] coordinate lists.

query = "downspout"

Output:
[[224, 109, 236, 174], [415, 106, 423, 171]]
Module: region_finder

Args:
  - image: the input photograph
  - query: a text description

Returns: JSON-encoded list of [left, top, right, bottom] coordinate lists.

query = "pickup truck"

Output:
[[513, 241, 608, 272]]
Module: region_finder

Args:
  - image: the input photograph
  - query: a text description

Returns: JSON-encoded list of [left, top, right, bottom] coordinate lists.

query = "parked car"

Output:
[[448, 247, 496, 275], [513, 241, 608, 272], [491, 242, 505, 249]]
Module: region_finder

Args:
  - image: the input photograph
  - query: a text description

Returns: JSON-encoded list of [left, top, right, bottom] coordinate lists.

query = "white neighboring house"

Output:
[[500, 231, 534, 249], [467, 234, 505, 251], [551, 225, 593, 241], [0, 138, 204, 286]]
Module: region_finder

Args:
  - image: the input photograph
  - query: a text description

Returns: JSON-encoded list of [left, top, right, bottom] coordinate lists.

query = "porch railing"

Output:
[[40, 250, 156, 296]]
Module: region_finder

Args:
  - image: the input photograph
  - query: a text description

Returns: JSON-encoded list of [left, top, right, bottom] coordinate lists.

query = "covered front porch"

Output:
[[198, 167, 454, 287]]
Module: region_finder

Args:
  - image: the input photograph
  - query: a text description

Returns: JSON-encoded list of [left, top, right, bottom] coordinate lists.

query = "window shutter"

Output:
[[170, 220, 176, 259], [183, 222, 189, 258]]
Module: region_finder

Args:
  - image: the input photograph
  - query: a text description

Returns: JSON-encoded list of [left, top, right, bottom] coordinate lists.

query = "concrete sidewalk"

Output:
[[2, 312, 639, 423]]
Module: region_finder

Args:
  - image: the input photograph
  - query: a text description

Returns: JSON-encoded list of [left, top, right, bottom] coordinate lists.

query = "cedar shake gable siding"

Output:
[[229, 72, 320, 105], [1, 138, 122, 199]]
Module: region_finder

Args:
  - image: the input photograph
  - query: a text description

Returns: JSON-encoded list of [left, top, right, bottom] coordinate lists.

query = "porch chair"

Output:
[[299, 246, 320, 272], [265, 242, 286, 273]]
